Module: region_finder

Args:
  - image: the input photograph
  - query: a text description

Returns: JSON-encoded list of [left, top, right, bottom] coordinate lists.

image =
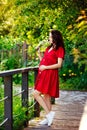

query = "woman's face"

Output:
[[49, 33, 53, 44]]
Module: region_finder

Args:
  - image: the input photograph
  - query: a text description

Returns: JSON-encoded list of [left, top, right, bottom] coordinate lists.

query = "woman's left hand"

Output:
[[39, 65, 47, 71]]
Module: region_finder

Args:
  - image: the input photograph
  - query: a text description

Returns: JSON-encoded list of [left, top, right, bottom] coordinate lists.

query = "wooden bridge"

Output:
[[24, 90, 87, 130], [0, 67, 87, 130]]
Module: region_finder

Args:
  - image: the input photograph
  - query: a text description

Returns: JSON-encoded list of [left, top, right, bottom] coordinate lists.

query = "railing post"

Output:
[[34, 69, 40, 117], [22, 72, 28, 126], [51, 97, 55, 104], [4, 75, 13, 130], [22, 42, 28, 67]]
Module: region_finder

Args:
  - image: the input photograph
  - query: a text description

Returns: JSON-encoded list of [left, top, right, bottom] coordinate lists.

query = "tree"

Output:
[[0, 0, 87, 89]]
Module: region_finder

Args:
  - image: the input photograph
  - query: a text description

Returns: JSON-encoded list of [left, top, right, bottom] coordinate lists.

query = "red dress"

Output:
[[35, 47, 65, 98]]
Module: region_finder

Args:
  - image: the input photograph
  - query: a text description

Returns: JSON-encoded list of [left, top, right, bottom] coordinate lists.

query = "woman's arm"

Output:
[[39, 58, 63, 71], [37, 48, 43, 61]]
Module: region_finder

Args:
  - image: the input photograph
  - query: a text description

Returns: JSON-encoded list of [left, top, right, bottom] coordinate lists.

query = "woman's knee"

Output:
[[44, 94, 50, 99], [33, 90, 41, 98]]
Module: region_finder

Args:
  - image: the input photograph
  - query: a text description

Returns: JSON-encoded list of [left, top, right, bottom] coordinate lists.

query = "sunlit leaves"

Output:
[[67, 9, 87, 72]]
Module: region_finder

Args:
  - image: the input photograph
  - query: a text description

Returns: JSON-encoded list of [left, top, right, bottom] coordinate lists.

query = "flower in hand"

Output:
[[39, 65, 47, 71]]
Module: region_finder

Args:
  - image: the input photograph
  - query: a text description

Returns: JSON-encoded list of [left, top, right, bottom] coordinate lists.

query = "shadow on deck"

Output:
[[24, 90, 87, 130]]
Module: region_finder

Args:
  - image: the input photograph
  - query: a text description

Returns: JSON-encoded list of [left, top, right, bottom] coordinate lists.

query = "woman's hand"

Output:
[[37, 48, 42, 61], [39, 65, 47, 71], [39, 58, 63, 71]]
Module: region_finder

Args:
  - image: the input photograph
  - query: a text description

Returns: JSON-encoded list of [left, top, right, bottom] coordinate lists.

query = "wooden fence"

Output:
[[0, 67, 40, 130]]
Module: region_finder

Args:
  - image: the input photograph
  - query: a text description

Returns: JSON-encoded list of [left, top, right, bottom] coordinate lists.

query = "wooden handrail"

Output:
[[0, 66, 38, 77]]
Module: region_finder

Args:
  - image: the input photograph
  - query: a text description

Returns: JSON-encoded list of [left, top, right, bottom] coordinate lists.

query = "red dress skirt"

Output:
[[34, 47, 65, 98]]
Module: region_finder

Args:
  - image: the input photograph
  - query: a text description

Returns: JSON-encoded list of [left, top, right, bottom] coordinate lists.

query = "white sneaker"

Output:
[[39, 118, 48, 125], [46, 111, 55, 126]]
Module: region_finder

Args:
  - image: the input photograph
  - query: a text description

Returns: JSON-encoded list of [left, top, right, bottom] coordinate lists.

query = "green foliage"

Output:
[[0, 88, 4, 130], [0, 54, 21, 71], [61, 8, 87, 90], [59, 54, 87, 90], [13, 97, 27, 130], [13, 74, 22, 84], [60, 73, 87, 91], [0, 0, 82, 42], [0, 86, 34, 130], [0, 88, 4, 124], [67, 10, 87, 72], [0, 0, 87, 90]]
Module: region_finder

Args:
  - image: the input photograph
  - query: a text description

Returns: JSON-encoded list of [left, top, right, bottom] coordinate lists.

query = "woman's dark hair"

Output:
[[50, 29, 65, 50]]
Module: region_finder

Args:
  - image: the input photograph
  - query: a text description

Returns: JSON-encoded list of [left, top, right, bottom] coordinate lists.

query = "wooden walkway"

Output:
[[24, 90, 87, 130]]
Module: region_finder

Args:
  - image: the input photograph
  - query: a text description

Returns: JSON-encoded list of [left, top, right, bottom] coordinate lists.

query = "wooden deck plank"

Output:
[[24, 90, 87, 130]]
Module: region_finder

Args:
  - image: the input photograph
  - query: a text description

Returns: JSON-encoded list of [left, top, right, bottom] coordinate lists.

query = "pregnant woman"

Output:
[[33, 29, 65, 126]]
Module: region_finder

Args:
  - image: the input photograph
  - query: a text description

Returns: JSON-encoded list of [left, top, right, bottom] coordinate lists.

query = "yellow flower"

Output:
[[69, 70, 72, 73], [63, 74, 66, 76], [71, 73, 74, 76]]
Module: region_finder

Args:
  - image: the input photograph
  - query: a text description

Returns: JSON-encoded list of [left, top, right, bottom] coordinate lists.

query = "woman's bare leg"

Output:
[[43, 94, 52, 111], [33, 90, 55, 126], [33, 90, 50, 114]]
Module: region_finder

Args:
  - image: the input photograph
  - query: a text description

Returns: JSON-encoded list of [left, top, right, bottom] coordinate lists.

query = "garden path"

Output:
[[24, 90, 87, 130]]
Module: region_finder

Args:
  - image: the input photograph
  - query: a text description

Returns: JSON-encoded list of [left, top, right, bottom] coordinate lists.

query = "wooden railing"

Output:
[[0, 67, 40, 130]]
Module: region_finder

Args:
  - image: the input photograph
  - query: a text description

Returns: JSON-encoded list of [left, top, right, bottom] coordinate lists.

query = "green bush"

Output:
[[1, 55, 21, 71], [59, 52, 87, 90], [0, 87, 34, 130]]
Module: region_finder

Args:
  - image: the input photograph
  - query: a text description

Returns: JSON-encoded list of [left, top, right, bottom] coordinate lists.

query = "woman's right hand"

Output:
[[39, 65, 47, 71]]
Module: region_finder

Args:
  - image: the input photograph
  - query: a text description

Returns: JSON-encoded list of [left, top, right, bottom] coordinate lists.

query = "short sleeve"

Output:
[[56, 47, 65, 59]]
